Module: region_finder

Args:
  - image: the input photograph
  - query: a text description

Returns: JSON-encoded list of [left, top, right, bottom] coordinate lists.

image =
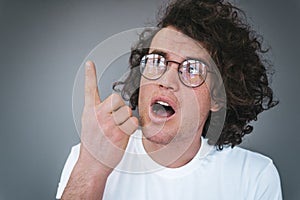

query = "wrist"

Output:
[[76, 146, 113, 178], [62, 149, 110, 200]]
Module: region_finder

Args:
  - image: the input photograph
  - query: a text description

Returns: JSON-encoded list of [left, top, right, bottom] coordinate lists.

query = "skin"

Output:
[[61, 61, 138, 199], [61, 26, 218, 199], [139, 26, 217, 167]]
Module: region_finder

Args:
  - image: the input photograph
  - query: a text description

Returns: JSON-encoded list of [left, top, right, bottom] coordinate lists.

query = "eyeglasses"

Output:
[[140, 53, 210, 88]]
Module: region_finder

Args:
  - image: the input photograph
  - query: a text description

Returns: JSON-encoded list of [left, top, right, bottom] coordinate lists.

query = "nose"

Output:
[[157, 62, 180, 91]]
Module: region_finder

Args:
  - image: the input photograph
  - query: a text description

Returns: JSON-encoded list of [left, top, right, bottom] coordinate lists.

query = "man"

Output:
[[57, 0, 282, 199]]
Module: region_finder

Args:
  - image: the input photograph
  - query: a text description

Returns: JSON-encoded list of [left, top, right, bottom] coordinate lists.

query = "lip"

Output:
[[149, 95, 178, 124]]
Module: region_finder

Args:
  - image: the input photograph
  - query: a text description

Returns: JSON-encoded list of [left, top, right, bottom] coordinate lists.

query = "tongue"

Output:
[[152, 103, 175, 117]]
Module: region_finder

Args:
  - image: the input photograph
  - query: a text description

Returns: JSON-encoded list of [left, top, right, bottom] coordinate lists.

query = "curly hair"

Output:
[[113, 0, 278, 149]]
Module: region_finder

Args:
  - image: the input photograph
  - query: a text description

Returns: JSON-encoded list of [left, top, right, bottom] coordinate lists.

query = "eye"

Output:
[[184, 60, 207, 75], [187, 61, 200, 74], [178, 60, 208, 87], [140, 54, 166, 80], [147, 54, 165, 67], [181, 61, 198, 74]]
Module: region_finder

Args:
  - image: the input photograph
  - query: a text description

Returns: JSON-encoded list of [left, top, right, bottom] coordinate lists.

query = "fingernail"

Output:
[[85, 61, 92, 68]]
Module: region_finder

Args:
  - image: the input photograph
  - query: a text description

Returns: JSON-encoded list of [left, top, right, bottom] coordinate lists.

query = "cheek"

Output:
[[138, 91, 146, 112], [182, 87, 211, 120], [198, 87, 211, 107], [138, 80, 153, 109], [197, 90, 211, 122]]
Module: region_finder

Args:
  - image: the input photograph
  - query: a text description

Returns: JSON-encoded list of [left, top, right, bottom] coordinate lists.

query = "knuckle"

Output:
[[112, 116, 120, 125], [130, 117, 139, 128], [113, 94, 123, 104], [110, 93, 118, 98], [126, 106, 132, 116], [110, 93, 121, 102]]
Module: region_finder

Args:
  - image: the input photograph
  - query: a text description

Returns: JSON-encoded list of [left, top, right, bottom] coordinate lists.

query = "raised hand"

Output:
[[80, 60, 138, 170], [61, 61, 138, 199]]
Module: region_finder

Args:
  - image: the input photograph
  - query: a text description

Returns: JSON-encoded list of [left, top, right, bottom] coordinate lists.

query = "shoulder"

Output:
[[210, 145, 282, 198], [230, 147, 281, 181], [222, 146, 273, 167], [203, 142, 278, 179]]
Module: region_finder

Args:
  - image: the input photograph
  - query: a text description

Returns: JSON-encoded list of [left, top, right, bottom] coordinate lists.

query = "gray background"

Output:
[[0, 0, 299, 199]]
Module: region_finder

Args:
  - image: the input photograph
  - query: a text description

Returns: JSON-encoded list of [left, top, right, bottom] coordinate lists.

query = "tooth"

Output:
[[157, 101, 170, 106]]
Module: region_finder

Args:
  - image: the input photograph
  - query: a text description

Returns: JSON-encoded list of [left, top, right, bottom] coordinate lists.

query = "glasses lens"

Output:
[[140, 54, 166, 80], [179, 60, 207, 87]]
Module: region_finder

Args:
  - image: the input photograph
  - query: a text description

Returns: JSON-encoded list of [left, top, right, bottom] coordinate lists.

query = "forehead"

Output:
[[150, 26, 210, 60]]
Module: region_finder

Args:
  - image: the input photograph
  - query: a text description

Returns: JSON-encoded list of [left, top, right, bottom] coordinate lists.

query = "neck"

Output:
[[142, 134, 202, 168]]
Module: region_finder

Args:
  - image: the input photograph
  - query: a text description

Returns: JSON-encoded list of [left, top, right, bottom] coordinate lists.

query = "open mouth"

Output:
[[151, 100, 175, 118]]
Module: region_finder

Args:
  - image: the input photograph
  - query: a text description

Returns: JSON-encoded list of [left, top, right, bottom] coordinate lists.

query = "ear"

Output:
[[208, 78, 226, 112], [210, 99, 222, 112]]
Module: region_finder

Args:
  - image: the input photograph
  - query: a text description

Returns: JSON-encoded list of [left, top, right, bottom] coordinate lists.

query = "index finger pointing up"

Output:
[[84, 61, 101, 107]]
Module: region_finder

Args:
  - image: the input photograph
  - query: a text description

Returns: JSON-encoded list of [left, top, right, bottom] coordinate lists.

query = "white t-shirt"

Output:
[[56, 130, 282, 199]]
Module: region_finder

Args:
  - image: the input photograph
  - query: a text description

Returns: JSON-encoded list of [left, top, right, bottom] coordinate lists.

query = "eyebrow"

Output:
[[149, 49, 210, 67], [186, 56, 210, 67], [149, 49, 167, 57]]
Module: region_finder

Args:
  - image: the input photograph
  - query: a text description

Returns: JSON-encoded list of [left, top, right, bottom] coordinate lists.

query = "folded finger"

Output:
[[118, 116, 139, 136], [102, 93, 125, 113], [112, 106, 132, 125]]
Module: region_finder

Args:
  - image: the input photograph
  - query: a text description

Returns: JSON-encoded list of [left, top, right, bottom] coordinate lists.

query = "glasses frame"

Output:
[[140, 53, 210, 88]]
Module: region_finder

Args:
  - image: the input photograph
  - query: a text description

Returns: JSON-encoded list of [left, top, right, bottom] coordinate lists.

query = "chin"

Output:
[[142, 127, 176, 145]]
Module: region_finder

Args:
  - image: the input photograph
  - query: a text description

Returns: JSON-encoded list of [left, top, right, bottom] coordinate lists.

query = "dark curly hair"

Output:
[[113, 0, 278, 149]]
